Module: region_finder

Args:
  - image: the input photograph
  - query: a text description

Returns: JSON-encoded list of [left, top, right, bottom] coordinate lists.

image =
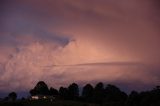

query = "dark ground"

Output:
[[0, 99, 99, 106]]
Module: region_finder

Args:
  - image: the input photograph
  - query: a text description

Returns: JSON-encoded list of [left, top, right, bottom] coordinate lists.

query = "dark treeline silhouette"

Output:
[[27, 81, 160, 106], [1, 81, 160, 106], [30, 81, 50, 96], [3, 92, 17, 101]]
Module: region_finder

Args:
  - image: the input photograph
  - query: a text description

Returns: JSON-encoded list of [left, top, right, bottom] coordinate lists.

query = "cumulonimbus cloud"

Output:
[[0, 0, 160, 95]]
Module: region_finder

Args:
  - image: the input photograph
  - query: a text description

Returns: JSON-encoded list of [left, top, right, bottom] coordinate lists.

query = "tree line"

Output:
[[2, 81, 160, 106], [29, 81, 160, 106]]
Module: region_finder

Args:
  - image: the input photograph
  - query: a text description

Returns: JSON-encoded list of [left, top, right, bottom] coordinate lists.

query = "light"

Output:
[[43, 96, 47, 99], [31, 96, 39, 100]]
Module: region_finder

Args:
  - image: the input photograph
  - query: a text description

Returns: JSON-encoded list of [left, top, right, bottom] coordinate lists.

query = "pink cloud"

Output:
[[0, 0, 160, 93]]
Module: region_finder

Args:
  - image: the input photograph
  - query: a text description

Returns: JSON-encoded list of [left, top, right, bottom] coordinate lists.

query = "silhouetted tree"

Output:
[[93, 82, 105, 103], [68, 83, 79, 99], [30, 89, 37, 96], [138, 87, 160, 106], [104, 84, 127, 103], [149, 86, 160, 106], [27, 80, 160, 106], [126, 87, 160, 106], [30, 81, 49, 96], [8, 92, 17, 101], [59, 87, 68, 99], [82, 84, 94, 102], [126, 91, 140, 106], [139, 91, 151, 106], [49, 87, 59, 96]]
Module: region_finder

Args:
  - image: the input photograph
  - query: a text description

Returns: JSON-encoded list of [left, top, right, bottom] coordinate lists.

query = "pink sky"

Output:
[[0, 0, 160, 93]]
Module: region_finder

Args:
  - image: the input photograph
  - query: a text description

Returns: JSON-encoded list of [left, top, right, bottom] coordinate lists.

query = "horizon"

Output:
[[0, 80, 158, 98]]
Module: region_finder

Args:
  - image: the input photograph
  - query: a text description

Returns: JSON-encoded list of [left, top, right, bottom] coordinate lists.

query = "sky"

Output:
[[0, 0, 160, 97]]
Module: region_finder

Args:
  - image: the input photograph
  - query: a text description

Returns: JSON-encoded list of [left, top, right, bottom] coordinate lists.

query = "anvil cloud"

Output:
[[0, 0, 160, 95]]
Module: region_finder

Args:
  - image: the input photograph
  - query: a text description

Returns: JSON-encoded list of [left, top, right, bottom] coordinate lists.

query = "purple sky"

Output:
[[0, 0, 160, 96]]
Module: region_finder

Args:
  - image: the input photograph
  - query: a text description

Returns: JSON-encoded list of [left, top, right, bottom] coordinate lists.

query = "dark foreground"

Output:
[[1, 81, 160, 106], [1, 99, 160, 106], [0, 100, 99, 106]]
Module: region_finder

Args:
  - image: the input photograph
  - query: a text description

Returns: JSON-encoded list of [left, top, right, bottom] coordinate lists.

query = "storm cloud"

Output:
[[0, 0, 160, 95]]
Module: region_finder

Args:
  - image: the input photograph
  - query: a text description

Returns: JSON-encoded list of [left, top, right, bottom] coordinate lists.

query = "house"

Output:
[[30, 95, 56, 101]]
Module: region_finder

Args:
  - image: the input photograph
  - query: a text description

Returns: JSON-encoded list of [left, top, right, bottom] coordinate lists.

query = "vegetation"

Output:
[[0, 81, 160, 106], [8, 92, 17, 101]]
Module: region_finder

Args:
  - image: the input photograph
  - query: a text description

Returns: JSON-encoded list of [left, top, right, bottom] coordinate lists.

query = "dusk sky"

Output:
[[0, 0, 160, 96]]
